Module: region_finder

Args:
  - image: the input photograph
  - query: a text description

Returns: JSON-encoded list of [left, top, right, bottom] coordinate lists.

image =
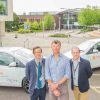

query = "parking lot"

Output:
[[0, 32, 100, 100]]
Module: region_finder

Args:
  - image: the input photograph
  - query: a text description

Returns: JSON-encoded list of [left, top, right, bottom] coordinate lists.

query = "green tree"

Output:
[[5, 13, 20, 32], [39, 20, 43, 30], [44, 13, 54, 30], [94, 8, 100, 24], [30, 20, 39, 30], [78, 7, 96, 26], [0, 2, 6, 14]]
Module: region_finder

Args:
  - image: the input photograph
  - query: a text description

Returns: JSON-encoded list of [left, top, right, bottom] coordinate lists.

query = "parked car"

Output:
[[65, 39, 100, 68], [0, 47, 33, 92]]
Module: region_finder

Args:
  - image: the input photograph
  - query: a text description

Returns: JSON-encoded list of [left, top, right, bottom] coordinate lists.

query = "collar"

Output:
[[35, 58, 42, 65], [72, 57, 80, 62], [51, 53, 62, 58]]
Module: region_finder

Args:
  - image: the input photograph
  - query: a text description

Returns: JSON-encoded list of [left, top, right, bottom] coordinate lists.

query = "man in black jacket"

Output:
[[70, 47, 93, 100]]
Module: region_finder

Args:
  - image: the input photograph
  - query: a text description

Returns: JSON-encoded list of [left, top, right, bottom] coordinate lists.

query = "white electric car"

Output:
[[65, 39, 100, 68], [0, 47, 33, 92]]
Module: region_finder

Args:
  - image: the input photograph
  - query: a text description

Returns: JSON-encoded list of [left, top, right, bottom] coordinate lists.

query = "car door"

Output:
[[84, 42, 100, 68], [0, 52, 25, 87]]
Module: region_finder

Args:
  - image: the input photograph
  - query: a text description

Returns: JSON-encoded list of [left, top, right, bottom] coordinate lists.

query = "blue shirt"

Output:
[[45, 54, 70, 83]]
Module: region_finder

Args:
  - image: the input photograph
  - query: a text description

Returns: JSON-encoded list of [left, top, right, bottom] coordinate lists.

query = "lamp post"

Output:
[[42, 17, 44, 38], [59, 16, 61, 31], [61, 8, 70, 43], [67, 10, 70, 43]]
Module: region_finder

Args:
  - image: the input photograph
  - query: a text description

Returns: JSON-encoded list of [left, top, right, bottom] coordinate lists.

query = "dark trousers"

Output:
[[30, 86, 46, 100]]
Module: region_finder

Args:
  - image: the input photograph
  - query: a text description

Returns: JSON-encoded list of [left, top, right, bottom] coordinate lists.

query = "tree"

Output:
[[78, 8, 95, 26], [44, 13, 54, 30], [39, 20, 43, 30], [5, 13, 20, 32], [94, 9, 100, 24], [78, 7, 100, 26], [0, 3, 6, 14], [30, 20, 39, 30]]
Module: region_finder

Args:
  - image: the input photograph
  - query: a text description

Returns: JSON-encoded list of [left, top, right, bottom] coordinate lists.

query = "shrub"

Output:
[[18, 29, 31, 33], [49, 34, 70, 38]]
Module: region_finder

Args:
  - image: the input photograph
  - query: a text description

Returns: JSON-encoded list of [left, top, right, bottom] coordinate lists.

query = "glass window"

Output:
[[0, 52, 25, 67], [0, 52, 14, 66], [0, 0, 7, 15], [15, 58, 25, 68], [94, 42, 100, 51], [87, 42, 100, 54]]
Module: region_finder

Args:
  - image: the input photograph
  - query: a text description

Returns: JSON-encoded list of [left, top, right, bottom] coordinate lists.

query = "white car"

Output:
[[65, 39, 100, 68], [0, 47, 33, 92]]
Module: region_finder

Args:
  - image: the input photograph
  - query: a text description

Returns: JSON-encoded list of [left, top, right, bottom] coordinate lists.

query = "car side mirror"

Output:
[[93, 49, 98, 53], [9, 62, 16, 67]]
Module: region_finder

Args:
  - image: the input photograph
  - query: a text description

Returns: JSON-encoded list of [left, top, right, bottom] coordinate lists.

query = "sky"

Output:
[[13, 0, 100, 15]]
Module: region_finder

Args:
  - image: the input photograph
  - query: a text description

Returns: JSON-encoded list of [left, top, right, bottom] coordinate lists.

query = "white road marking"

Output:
[[90, 86, 100, 94]]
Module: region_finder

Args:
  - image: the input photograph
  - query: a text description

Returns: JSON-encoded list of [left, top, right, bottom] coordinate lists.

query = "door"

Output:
[[0, 52, 25, 87], [85, 42, 100, 68]]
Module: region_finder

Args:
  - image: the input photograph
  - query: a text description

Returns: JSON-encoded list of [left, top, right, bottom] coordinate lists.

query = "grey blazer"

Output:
[[25, 58, 45, 96]]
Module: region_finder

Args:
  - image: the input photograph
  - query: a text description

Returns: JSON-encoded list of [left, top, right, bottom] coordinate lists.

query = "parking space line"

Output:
[[90, 86, 100, 94], [93, 74, 100, 76]]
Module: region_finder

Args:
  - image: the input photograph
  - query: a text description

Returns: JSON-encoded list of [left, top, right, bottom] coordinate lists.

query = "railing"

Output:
[[24, 39, 29, 48]]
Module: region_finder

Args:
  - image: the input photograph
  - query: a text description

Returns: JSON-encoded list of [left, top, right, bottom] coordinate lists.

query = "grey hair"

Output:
[[71, 46, 80, 52]]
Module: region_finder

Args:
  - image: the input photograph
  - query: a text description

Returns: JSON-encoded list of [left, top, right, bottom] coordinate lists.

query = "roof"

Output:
[[0, 47, 23, 53], [87, 38, 100, 43]]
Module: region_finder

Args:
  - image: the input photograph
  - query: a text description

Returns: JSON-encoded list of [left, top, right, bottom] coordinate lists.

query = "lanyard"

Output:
[[72, 62, 79, 75]]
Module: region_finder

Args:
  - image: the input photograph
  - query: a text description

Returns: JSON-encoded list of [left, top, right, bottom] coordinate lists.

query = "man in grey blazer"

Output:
[[70, 47, 93, 100], [25, 46, 46, 100]]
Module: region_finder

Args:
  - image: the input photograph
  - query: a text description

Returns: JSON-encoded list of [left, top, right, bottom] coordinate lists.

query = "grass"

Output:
[[49, 34, 70, 38]]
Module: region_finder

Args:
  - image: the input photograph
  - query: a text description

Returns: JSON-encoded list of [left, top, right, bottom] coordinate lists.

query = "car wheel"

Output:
[[22, 77, 29, 93]]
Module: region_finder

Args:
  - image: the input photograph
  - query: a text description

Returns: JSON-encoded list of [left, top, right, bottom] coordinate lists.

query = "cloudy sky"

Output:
[[13, 0, 100, 14]]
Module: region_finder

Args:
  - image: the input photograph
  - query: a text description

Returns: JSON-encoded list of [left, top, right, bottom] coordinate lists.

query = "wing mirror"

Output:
[[9, 62, 16, 67], [93, 49, 98, 53]]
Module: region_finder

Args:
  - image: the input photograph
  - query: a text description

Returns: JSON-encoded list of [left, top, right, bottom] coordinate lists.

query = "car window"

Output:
[[87, 42, 100, 54], [15, 58, 25, 68], [96, 42, 100, 51], [0, 52, 14, 66], [0, 52, 25, 67]]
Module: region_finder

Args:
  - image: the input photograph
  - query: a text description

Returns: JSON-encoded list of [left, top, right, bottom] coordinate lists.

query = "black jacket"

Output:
[[70, 57, 93, 93]]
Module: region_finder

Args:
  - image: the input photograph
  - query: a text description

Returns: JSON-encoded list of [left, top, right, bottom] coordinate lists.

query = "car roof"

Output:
[[0, 47, 24, 53], [87, 38, 100, 43]]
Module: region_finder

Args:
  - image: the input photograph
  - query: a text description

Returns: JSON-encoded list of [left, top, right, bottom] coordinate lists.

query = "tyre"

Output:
[[22, 77, 29, 93]]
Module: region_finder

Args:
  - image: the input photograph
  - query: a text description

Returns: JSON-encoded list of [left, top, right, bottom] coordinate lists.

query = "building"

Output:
[[57, 8, 81, 30], [18, 8, 81, 30], [0, 0, 13, 46], [18, 11, 60, 29]]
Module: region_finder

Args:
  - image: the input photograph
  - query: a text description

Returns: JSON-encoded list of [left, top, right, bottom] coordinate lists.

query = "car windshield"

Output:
[[78, 40, 95, 52], [12, 48, 33, 61]]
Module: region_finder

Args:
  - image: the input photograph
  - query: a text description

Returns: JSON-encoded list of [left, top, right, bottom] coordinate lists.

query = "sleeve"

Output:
[[86, 61, 93, 78], [25, 62, 30, 81], [45, 58, 51, 80], [64, 58, 71, 79]]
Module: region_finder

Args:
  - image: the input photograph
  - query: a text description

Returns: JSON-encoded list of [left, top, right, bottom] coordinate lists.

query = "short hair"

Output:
[[71, 46, 80, 52], [33, 46, 42, 54], [51, 40, 61, 46]]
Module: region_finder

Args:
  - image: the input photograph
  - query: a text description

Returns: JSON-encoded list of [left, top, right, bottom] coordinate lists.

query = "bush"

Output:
[[18, 29, 31, 33], [49, 34, 70, 38], [81, 26, 93, 32]]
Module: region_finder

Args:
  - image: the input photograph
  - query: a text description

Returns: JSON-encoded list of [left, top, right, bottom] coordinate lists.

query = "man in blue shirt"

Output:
[[45, 40, 70, 100], [25, 46, 46, 100]]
